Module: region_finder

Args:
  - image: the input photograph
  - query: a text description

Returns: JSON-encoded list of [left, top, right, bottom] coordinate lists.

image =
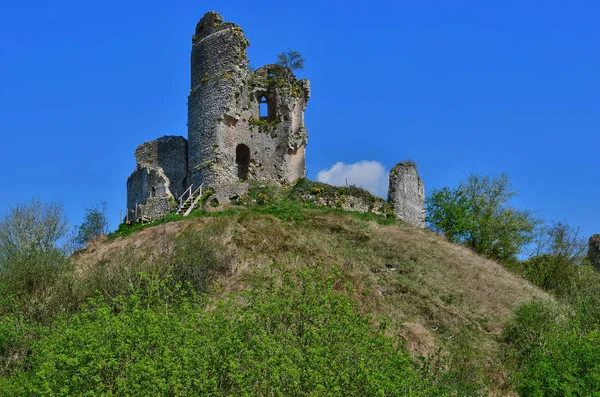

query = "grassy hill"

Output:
[[73, 182, 548, 394], [0, 182, 549, 395]]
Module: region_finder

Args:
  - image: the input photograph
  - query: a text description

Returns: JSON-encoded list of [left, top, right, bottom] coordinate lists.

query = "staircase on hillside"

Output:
[[176, 184, 204, 216]]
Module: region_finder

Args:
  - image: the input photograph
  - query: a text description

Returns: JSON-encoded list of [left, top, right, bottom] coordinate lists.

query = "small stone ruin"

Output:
[[387, 162, 426, 228]]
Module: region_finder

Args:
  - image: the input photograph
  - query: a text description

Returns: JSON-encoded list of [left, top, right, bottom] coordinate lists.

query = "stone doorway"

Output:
[[236, 144, 250, 180]]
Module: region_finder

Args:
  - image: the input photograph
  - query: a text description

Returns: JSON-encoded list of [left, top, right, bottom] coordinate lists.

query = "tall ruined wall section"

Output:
[[188, 12, 310, 202], [126, 135, 187, 211], [387, 162, 426, 228]]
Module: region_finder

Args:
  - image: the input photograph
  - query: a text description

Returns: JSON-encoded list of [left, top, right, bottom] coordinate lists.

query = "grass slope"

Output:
[[76, 188, 549, 393]]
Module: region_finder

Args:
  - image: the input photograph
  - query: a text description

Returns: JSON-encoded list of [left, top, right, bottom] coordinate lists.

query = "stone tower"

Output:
[[187, 12, 310, 202], [127, 11, 310, 218], [387, 161, 426, 228]]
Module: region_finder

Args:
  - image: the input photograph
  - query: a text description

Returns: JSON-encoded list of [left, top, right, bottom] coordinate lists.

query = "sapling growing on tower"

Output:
[[276, 49, 305, 71]]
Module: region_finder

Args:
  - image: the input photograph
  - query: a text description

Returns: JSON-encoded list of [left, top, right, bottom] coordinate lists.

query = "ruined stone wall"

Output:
[[126, 135, 187, 213], [298, 193, 389, 216], [589, 234, 600, 270], [127, 167, 169, 211], [290, 180, 393, 217], [126, 11, 311, 217], [387, 162, 425, 228], [134, 136, 188, 198], [187, 12, 309, 203], [142, 197, 174, 220]]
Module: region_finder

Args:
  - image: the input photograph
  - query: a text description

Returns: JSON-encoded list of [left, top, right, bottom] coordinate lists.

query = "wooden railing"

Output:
[[125, 203, 146, 225], [178, 185, 194, 208], [176, 183, 204, 215], [124, 183, 205, 225]]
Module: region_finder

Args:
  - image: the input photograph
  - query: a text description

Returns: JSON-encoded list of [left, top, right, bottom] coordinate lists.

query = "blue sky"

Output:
[[1, 0, 599, 240]]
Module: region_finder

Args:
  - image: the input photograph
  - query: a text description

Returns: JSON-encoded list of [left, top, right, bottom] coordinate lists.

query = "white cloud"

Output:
[[317, 161, 389, 197]]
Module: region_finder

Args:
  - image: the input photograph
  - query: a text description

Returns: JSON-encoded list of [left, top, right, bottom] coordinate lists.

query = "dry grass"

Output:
[[73, 209, 549, 392]]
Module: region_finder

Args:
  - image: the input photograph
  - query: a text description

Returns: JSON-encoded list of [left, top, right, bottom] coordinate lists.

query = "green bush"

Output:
[[505, 300, 600, 396], [505, 270, 600, 397], [514, 254, 579, 295], [0, 249, 76, 322], [518, 329, 600, 396], [2, 266, 435, 396], [508, 220, 589, 296]]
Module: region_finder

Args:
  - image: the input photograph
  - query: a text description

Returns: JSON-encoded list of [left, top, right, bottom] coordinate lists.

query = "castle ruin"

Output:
[[126, 11, 426, 228]]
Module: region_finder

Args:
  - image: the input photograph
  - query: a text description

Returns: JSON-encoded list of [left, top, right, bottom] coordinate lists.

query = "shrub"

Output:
[[2, 266, 433, 396], [505, 272, 600, 396], [505, 300, 600, 396], [511, 220, 589, 296], [0, 249, 76, 322]]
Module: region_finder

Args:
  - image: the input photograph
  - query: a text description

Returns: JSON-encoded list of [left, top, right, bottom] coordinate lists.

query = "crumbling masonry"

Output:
[[388, 162, 426, 228], [126, 11, 426, 228]]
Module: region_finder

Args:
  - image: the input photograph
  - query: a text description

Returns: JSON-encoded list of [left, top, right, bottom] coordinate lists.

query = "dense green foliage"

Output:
[[1, 266, 440, 396], [424, 187, 471, 243], [0, 199, 76, 323], [2, 185, 597, 395], [505, 264, 600, 396], [426, 173, 540, 262]]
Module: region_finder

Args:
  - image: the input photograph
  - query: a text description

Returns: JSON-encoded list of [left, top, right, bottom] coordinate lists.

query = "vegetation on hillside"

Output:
[[1, 175, 598, 395], [427, 173, 600, 396]]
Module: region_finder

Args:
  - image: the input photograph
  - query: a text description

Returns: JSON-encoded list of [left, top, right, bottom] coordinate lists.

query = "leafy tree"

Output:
[[276, 49, 305, 71], [0, 199, 69, 257], [74, 202, 109, 248], [529, 220, 588, 264], [517, 221, 588, 294], [0, 199, 74, 322], [425, 187, 471, 243], [426, 173, 540, 262]]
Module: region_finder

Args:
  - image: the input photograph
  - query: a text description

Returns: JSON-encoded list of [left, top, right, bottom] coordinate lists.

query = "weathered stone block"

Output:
[[387, 162, 425, 228], [126, 136, 187, 219], [143, 197, 175, 220]]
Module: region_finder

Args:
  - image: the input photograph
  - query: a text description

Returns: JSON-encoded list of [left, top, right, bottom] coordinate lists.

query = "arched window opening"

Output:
[[236, 144, 251, 180], [259, 96, 269, 120], [151, 186, 156, 198]]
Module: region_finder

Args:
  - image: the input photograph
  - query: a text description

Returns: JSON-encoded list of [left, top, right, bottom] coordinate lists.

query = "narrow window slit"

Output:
[[259, 96, 269, 120]]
